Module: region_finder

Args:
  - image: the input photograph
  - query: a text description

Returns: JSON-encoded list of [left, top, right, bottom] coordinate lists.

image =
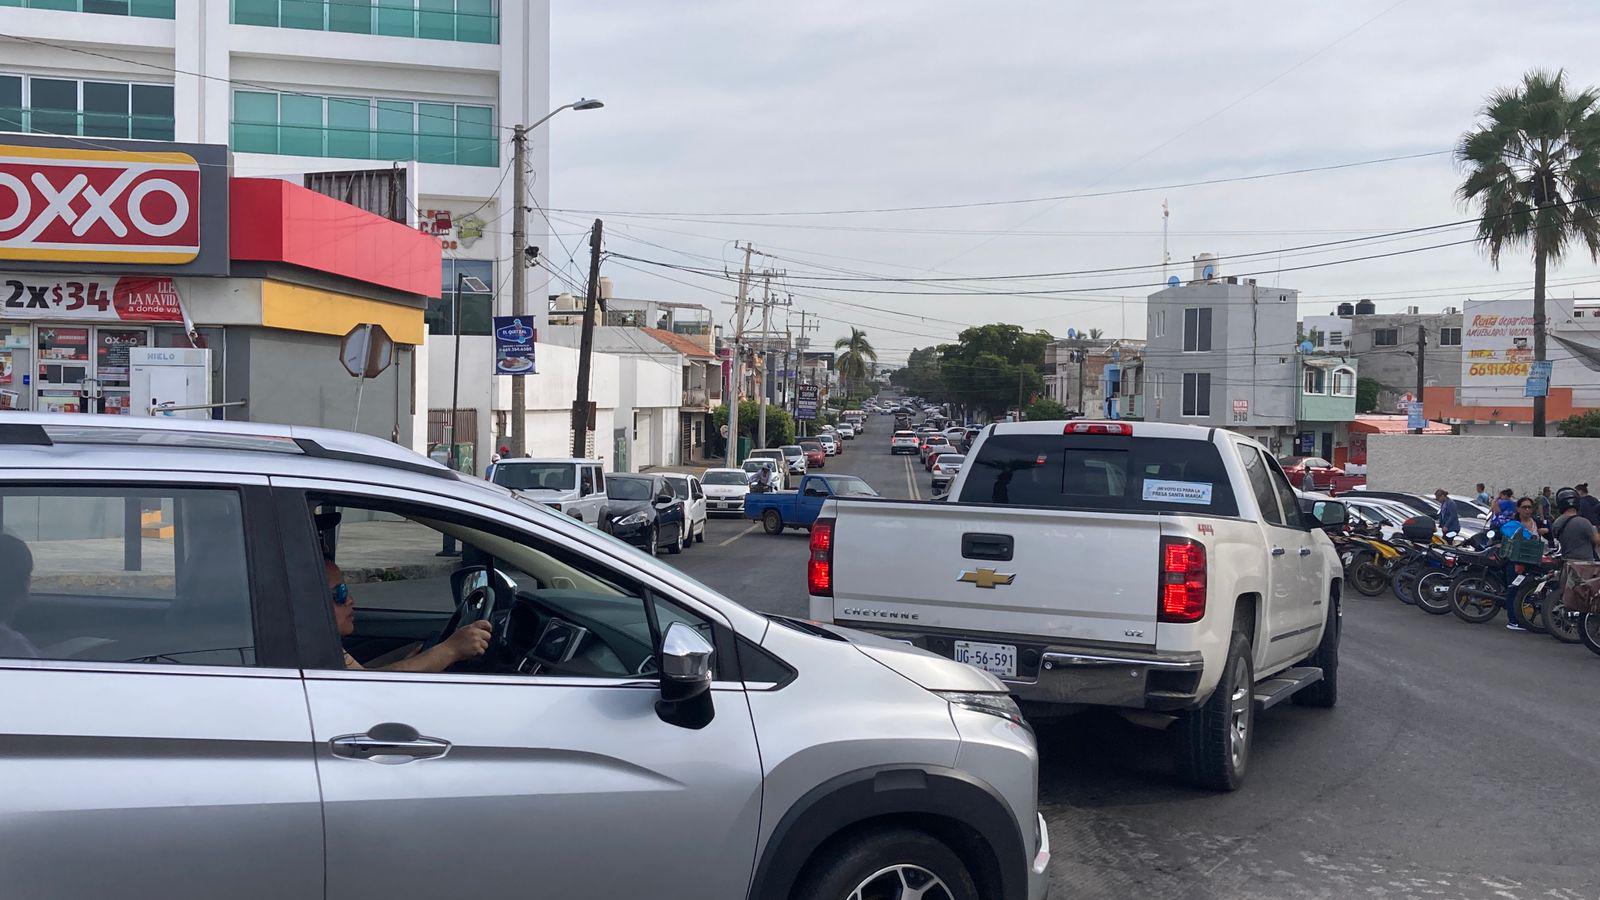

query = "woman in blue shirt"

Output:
[[1498, 498, 1545, 631]]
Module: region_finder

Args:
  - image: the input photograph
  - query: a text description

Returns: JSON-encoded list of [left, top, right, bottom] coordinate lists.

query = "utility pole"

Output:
[[1077, 346, 1087, 416], [1413, 323, 1427, 435], [571, 218, 603, 458], [723, 242, 754, 468], [509, 124, 529, 457], [756, 271, 773, 450]]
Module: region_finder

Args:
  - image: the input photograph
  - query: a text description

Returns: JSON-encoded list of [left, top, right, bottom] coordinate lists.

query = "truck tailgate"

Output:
[[826, 500, 1161, 649]]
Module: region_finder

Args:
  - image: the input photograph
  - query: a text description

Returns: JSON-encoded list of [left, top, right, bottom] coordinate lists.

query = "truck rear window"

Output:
[[958, 434, 1239, 516]]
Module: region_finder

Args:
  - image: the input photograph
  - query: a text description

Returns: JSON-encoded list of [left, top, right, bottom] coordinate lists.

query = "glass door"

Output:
[[94, 327, 150, 414], [34, 325, 92, 413]]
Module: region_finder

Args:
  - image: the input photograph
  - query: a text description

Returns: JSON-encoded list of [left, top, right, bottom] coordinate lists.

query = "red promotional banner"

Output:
[[0, 145, 201, 265], [1, 273, 185, 323]]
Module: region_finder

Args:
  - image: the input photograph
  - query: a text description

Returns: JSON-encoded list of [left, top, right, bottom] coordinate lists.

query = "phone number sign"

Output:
[[0, 274, 185, 323]]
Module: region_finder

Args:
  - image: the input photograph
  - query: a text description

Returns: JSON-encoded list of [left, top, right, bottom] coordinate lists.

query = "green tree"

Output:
[[1356, 376, 1382, 414], [1557, 410, 1600, 437], [937, 324, 1053, 418], [833, 328, 878, 399], [1025, 397, 1070, 421], [712, 400, 794, 449], [1457, 69, 1600, 436]]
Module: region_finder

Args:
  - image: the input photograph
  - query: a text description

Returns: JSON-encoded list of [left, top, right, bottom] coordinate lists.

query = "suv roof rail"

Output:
[[0, 414, 458, 481]]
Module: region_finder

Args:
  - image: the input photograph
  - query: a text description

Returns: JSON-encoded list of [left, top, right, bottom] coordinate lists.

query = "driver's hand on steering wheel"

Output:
[[442, 619, 492, 663]]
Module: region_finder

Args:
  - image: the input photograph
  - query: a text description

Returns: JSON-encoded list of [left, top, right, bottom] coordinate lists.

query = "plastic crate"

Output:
[[1504, 535, 1546, 564]]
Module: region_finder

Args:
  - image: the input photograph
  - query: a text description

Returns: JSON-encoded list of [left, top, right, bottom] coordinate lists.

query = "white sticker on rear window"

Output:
[[1143, 479, 1214, 505]]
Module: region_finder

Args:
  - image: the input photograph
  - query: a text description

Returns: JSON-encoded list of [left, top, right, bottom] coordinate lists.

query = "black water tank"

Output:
[[1355, 299, 1376, 316], [1336, 302, 1356, 316]]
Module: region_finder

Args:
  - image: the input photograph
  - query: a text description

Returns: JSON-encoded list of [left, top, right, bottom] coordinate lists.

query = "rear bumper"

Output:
[[852, 626, 1206, 712]]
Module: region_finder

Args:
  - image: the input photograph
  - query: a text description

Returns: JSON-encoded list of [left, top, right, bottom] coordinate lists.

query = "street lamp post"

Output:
[[509, 97, 603, 457], [448, 272, 492, 473]]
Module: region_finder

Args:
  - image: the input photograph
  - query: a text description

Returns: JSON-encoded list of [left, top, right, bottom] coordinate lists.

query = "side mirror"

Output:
[[656, 621, 714, 729], [450, 565, 489, 606], [1312, 500, 1347, 528], [654, 492, 674, 506]]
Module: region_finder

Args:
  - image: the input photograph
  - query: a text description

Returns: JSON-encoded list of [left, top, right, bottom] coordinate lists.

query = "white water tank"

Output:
[[1193, 253, 1219, 282], [553, 292, 580, 311], [598, 277, 614, 300]]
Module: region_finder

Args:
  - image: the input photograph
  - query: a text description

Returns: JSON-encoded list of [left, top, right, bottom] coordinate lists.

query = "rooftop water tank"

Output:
[[1193, 253, 1219, 283], [1336, 302, 1355, 316], [1354, 299, 1376, 316]]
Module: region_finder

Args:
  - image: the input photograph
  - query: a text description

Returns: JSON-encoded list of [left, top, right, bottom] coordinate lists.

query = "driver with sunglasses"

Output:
[[327, 559, 490, 671]]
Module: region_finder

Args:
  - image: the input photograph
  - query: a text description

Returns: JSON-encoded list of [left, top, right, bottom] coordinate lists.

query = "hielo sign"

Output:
[[0, 137, 229, 276]]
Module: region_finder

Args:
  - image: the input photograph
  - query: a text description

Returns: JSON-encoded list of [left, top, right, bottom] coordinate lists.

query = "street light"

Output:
[[508, 97, 604, 458]]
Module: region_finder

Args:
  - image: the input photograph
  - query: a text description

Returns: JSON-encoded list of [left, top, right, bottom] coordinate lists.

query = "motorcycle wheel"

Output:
[[1352, 554, 1390, 597], [1392, 563, 1422, 605], [1547, 595, 1583, 644], [1581, 613, 1600, 657], [1450, 572, 1506, 624], [1516, 584, 1549, 635], [1415, 571, 1455, 615]]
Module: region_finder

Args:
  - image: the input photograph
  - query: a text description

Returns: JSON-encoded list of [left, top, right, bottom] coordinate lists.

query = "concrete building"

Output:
[[1045, 337, 1144, 418], [1343, 304, 1463, 414], [543, 325, 687, 472], [1, 0, 562, 472], [1144, 263, 1301, 453]]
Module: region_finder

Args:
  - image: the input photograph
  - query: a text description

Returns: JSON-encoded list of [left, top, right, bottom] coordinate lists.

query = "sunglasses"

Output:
[[330, 583, 350, 606]]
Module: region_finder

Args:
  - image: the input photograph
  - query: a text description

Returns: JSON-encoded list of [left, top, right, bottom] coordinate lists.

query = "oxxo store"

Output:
[[0, 135, 440, 445]]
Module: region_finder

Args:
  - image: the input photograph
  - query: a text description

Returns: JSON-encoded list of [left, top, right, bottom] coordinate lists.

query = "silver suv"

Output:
[[0, 414, 1048, 900]]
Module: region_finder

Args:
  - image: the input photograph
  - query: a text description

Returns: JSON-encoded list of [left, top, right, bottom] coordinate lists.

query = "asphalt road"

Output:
[[663, 420, 1600, 900]]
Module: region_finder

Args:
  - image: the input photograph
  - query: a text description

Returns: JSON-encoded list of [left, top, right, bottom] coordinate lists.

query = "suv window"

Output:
[[0, 486, 256, 666], [958, 434, 1240, 516], [579, 466, 596, 496], [494, 463, 576, 492], [1265, 456, 1307, 529], [309, 495, 719, 679], [1237, 445, 1284, 526]]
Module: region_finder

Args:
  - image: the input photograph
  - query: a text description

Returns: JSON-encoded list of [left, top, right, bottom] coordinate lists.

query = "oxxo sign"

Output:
[[0, 138, 229, 276]]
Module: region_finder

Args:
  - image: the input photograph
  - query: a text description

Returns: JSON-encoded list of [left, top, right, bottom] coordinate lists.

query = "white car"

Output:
[[742, 458, 786, 490], [661, 473, 708, 545], [491, 458, 608, 526], [778, 444, 808, 477], [890, 430, 919, 455], [700, 467, 752, 515], [837, 424, 856, 440], [817, 433, 841, 456]]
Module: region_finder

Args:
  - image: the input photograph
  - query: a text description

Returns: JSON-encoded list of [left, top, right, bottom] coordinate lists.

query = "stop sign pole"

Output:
[[340, 324, 394, 433]]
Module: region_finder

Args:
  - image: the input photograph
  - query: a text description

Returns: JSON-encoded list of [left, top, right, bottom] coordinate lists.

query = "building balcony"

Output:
[[682, 387, 710, 410], [231, 0, 498, 44], [1299, 392, 1356, 422], [0, 0, 172, 17], [230, 121, 497, 166]]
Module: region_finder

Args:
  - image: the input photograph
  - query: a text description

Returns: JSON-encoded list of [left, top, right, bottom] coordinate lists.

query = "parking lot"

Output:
[[664, 425, 1600, 899]]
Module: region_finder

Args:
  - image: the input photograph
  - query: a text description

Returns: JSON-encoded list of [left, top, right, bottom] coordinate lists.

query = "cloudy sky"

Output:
[[548, 0, 1600, 364]]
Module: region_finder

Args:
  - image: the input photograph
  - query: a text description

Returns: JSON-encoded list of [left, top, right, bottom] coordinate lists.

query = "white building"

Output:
[[0, 0, 574, 472]]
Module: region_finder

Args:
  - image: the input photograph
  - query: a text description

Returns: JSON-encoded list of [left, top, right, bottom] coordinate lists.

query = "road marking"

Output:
[[718, 523, 759, 547], [905, 456, 921, 501]]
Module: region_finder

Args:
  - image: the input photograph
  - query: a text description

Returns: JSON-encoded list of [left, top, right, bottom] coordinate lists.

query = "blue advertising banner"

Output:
[[493, 316, 536, 375], [1406, 401, 1425, 430], [795, 383, 819, 420]]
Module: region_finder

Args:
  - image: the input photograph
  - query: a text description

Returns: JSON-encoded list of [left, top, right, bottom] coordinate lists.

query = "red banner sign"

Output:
[[1, 274, 185, 323], [0, 145, 201, 265]]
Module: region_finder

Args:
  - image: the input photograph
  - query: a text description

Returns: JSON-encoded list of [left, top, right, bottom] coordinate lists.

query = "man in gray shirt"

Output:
[[1552, 489, 1599, 562]]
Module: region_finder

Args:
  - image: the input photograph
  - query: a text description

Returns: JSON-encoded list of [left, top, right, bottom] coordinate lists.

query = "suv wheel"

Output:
[[1175, 630, 1254, 791], [794, 828, 978, 900], [1292, 599, 1339, 708]]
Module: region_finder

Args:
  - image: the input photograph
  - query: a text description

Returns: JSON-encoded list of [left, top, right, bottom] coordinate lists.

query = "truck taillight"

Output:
[[1158, 537, 1206, 623], [1064, 422, 1132, 436], [808, 517, 835, 597]]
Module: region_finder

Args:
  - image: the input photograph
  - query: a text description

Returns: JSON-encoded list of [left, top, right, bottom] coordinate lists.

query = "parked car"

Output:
[[661, 473, 708, 545], [700, 467, 751, 515], [490, 457, 607, 525], [890, 430, 920, 455], [837, 424, 856, 440], [603, 473, 688, 556], [1277, 456, 1345, 491], [778, 444, 808, 477], [800, 441, 826, 469], [0, 413, 1047, 900], [741, 458, 787, 491], [930, 453, 964, 494], [816, 419, 1347, 791], [748, 448, 785, 468], [745, 473, 879, 534], [818, 433, 841, 456]]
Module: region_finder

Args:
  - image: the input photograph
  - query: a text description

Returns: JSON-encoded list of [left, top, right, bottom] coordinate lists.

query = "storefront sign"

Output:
[[0, 274, 185, 322], [493, 316, 536, 375], [795, 383, 819, 420], [1231, 398, 1249, 423], [0, 137, 229, 276]]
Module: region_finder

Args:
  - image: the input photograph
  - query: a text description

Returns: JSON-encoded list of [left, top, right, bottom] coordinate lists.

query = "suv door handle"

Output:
[[1271, 546, 1286, 556], [1299, 547, 1312, 556], [331, 726, 450, 764]]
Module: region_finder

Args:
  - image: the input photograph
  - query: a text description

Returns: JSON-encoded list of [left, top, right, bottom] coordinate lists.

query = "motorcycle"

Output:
[[1345, 530, 1401, 597]]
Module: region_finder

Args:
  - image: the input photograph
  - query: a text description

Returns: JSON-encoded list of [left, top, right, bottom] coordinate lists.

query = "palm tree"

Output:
[[833, 328, 877, 399], [1458, 69, 1600, 435]]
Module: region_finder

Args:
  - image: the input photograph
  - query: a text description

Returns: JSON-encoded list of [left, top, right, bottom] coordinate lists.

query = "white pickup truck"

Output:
[[809, 420, 1348, 790]]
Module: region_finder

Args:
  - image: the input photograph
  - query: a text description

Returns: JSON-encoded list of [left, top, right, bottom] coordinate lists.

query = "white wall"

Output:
[[1367, 434, 1599, 496]]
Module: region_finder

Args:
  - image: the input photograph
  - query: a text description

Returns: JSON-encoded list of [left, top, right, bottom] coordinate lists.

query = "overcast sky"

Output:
[[548, 0, 1600, 363]]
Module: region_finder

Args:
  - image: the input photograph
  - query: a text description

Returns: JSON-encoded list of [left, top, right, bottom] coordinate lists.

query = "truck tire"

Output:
[[1175, 630, 1254, 791], [762, 509, 784, 534], [792, 827, 978, 900], [1292, 599, 1339, 708]]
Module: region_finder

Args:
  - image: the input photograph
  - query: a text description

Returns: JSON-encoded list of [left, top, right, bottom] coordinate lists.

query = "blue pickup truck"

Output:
[[743, 474, 879, 534]]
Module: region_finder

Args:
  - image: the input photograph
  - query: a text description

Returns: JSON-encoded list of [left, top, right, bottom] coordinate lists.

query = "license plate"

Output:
[[954, 640, 1017, 677], [1511, 574, 1526, 587]]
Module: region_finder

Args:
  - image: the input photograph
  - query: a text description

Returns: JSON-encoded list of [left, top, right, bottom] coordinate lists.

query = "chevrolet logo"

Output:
[[958, 568, 1016, 589]]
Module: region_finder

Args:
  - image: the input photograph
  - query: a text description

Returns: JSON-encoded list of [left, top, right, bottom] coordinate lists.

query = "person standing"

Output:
[[1499, 498, 1543, 631], [1434, 488, 1461, 538], [1475, 483, 1491, 506], [1535, 486, 1554, 523], [1577, 483, 1600, 528]]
